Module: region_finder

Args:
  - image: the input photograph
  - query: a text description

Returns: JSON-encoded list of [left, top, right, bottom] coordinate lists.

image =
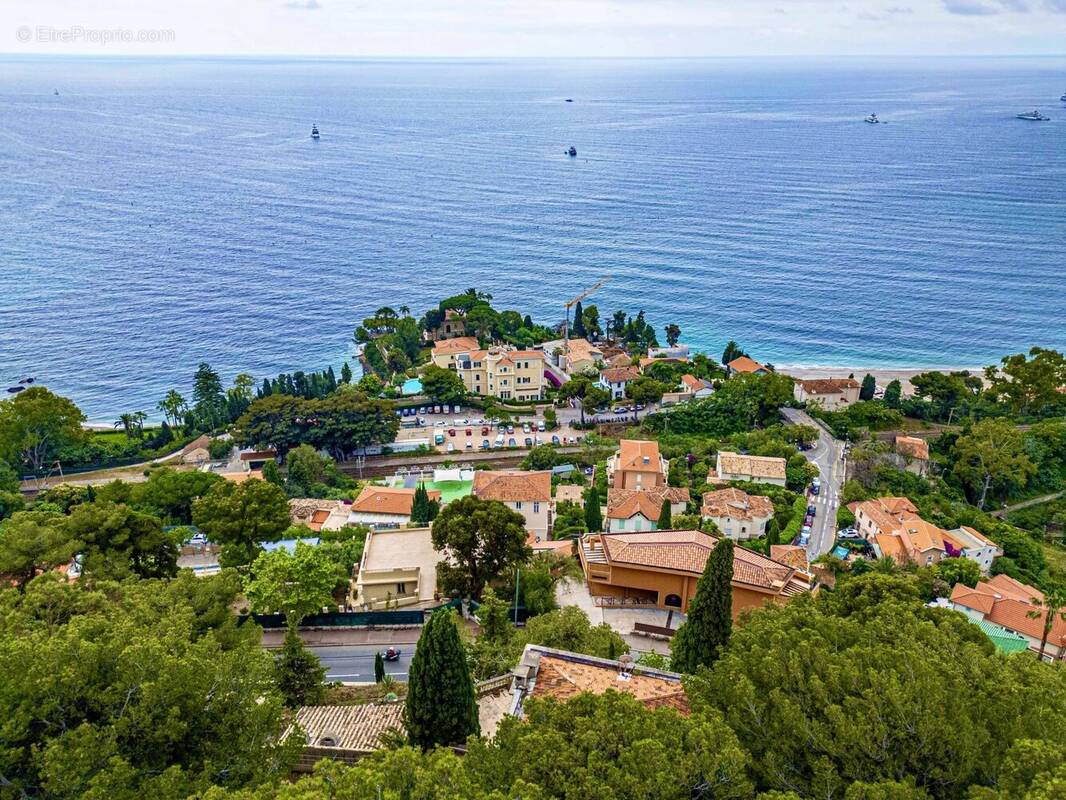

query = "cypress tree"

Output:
[[374, 651, 386, 683], [260, 378, 272, 397], [572, 301, 586, 337], [670, 538, 735, 674], [859, 373, 876, 401], [326, 365, 338, 393], [411, 483, 430, 526], [404, 610, 479, 750], [340, 361, 353, 384], [584, 487, 602, 533], [262, 459, 284, 488], [765, 518, 781, 555], [658, 498, 672, 530]]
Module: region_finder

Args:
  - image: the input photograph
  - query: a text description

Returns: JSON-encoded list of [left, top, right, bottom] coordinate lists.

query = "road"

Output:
[[309, 644, 414, 682], [780, 408, 845, 559]]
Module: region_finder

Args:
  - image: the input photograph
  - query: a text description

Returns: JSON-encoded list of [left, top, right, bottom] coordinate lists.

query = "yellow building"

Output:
[[431, 339, 546, 401]]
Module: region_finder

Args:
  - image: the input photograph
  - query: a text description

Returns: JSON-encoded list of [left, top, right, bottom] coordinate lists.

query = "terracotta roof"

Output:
[[715, 451, 786, 481], [899, 518, 946, 552], [895, 435, 930, 461], [606, 487, 689, 521], [639, 356, 687, 369], [770, 545, 809, 571], [240, 449, 277, 461], [432, 336, 480, 354], [952, 576, 1066, 646], [701, 488, 775, 522], [606, 353, 633, 368], [727, 356, 767, 373], [596, 529, 806, 594], [875, 533, 909, 563], [525, 647, 690, 715], [350, 485, 440, 516], [950, 583, 997, 615], [181, 434, 211, 454], [289, 499, 347, 531], [566, 339, 602, 361], [473, 470, 552, 503], [955, 525, 998, 548], [289, 704, 404, 753], [223, 470, 263, 483], [848, 496, 921, 534], [680, 374, 708, 392], [799, 378, 859, 394], [615, 440, 663, 473], [600, 366, 641, 384], [527, 534, 575, 555], [554, 484, 586, 505]]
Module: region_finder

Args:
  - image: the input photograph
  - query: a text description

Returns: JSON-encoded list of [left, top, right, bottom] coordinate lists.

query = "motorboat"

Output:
[[864, 113, 880, 124], [567, 146, 577, 157], [311, 123, 320, 139], [565, 98, 573, 102], [6, 386, 24, 394], [1016, 110, 1049, 121]]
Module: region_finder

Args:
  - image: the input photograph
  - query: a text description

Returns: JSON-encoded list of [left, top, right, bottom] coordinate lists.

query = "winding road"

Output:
[[780, 407, 845, 559]]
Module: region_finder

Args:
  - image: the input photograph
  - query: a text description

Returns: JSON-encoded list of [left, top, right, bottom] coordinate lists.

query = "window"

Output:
[[396, 582, 407, 594], [533, 502, 540, 513], [664, 593, 683, 608], [515, 501, 523, 510]]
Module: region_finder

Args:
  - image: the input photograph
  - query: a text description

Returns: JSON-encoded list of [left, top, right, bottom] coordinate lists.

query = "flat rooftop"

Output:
[[361, 527, 444, 602]]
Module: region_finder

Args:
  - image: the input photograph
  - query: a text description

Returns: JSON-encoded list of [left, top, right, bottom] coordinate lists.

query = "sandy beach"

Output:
[[777, 365, 984, 398]]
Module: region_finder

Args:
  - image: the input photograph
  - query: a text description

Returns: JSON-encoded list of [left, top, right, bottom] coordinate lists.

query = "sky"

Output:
[[3, 0, 1066, 57]]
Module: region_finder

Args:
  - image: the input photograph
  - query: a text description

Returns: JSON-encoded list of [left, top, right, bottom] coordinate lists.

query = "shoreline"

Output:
[[776, 364, 984, 397]]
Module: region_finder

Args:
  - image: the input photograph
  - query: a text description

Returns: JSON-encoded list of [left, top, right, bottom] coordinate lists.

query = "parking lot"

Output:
[[394, 405, 586, 454]]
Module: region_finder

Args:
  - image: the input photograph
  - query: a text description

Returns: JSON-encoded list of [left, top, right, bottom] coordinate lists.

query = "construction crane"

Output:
[[562, 277, 610, 343]]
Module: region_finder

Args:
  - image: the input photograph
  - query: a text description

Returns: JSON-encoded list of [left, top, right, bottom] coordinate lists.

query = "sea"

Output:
[[1, 55, 1064, 421]]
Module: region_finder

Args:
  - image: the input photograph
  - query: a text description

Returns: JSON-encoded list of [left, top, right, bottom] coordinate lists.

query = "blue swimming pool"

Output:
[[401, 378, 422, 395]]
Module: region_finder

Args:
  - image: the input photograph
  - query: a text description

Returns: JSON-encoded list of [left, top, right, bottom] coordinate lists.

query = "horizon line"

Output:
[[2, 52, 1066, 60]]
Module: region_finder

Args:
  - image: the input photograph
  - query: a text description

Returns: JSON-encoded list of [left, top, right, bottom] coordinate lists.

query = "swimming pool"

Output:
[[401, 378, 422, 395]]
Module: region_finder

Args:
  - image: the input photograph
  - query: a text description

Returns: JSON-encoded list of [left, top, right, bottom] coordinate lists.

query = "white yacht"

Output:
[[1016, 110, 1049, 121], [311, 123, 320, 139], [864, 113, 880, 124]]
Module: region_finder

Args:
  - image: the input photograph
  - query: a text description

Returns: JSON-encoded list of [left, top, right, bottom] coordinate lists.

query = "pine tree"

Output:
[[340, 361, 353, 384], [374, 651, 386, 683], [883, 379, 902, 408], [404, 610, 480, 750], [262, 459, 284, 488], [326, 366, 338, 393], [670, 538, 735, 674], [658, 498, 672, 530], [584, 487, 602, 532], [274, 628, 327, 707]]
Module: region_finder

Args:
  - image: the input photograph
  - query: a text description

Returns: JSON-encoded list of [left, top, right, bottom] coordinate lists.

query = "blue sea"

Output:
[[1, 56, 1064, 421]]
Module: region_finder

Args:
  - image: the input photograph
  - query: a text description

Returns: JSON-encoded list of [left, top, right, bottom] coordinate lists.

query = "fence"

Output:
[[245, 610, 425, 629]]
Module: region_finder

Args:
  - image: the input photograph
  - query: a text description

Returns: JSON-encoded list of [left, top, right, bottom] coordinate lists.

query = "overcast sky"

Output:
[[4, 0, 1066, 57]]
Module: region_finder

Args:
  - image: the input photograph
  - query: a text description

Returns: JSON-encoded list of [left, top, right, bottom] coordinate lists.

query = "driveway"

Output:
[[780, 407, 844, 559]]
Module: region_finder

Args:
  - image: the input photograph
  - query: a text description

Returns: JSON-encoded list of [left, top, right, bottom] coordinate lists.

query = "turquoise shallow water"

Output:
[[1, 56, 1064, 419]]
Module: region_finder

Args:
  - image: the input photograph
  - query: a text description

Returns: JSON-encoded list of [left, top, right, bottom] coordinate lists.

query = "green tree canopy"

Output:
[[584, 486, 603, 532], [244, 541, 343, 627], [0, 509, 78, 591], [192, 478, 292, 567], [130, 467, 223, 525], [65, 500, 178, 580], [273, 627, 327, 708], [420, 365, 467, 405], [430, 495, 530, 599], [0, 386, 86, 473], [951, 418, 1035, 508]]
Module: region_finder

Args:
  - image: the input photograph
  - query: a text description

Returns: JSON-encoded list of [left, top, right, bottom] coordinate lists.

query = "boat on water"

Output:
[[54, 89, 59, 96], [864, 113, 880, 124], [6, 386, 24, 394], [565, 98, 573, 102], [1061, 93, 1066, 102], [567, 146, 577, 157], [311, 123, 320, 139], [1016, 110, 1049, 121], [17, 377, 35, 385]]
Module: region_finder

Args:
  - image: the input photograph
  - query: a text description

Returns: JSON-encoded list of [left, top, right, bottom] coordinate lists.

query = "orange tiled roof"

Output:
[[529, 650, 690, 715], [716, 451, 786, 481], [680, 374, 707, 391], [727, 356, 767, 373], [566, 339, 602, 361], [770, 545, 810, 571], [701, 487, 775, 522], [799, 378, 859, 394], [350, 485, 440, 516], [598, 530, 804, 594], [600, 366, 641, 384], [875, 533, 909, 563], [895, 435, 930, 461], [432, 336, 480, 355], [605, 486, 689, 521], [606, 353, 633, 368], [848, 496, 921, 534], [615, 440, 663, 473], [953, 576, 1066, 645], [181, 434, 211, 454], [473, 470, 552, 502]]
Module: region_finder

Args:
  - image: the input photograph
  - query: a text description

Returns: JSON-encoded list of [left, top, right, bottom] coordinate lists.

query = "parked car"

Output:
[[446, 443, 455, 453], [508, 438, 517, 447], [495, 434, 505, 447], [465, 428, 472, 436], [524, 437, 533, 447], [481, 439, 490, 449], [507, 425, 515, 435], [481, 426, 490, 436], [418, 406, 427, 414], [798, 534, 810, 547], [804, 514, 814, 526], [434, 433, 445, 445], [635, 403, 645, 411], [551, 435, 561, 445], [522, 423, 531, 434], [465, 440, 473, 450], [537, 420, 546, 432], [838, 528, 859, 539], [807, 504, 817, 516], [801, 524, 812, 535], [448, 428, 456, 437]]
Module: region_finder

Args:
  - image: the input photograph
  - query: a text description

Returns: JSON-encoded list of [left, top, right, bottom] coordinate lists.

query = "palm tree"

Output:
[[1027, 585, 1066, 661], [157, 390, 187, 427], [399, 304, 410, 317], [132, 411, 148, 439], [114, 413, 135, 438]]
